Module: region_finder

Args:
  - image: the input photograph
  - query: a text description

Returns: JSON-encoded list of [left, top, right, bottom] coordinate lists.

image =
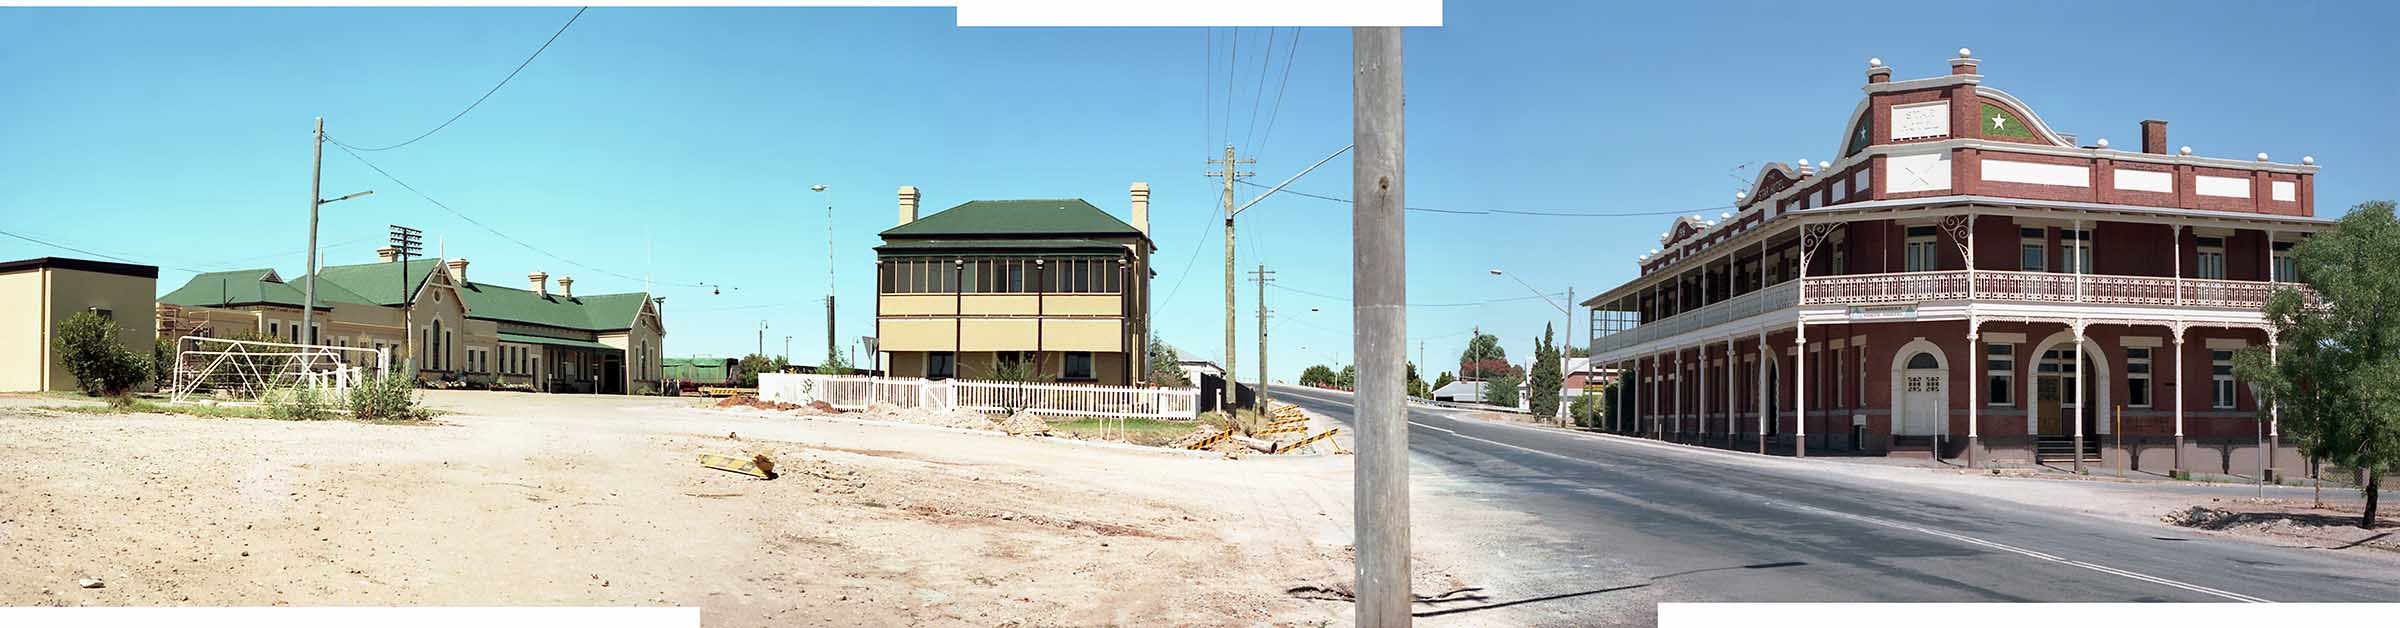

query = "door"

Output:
[[1900, 352, 1946, 435]]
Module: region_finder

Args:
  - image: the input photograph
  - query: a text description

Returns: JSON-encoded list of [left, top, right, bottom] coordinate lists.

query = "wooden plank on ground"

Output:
[[698, 452, 777, 479], [1281, 428, 1341, 454]]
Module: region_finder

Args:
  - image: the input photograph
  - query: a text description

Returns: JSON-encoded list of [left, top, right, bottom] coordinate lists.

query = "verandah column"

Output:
[[1725, 336, 1736, 447], [1794, 324, 1807, 458], [2171, 325, 2187, 477], [1699, 341, 1709, 445], [2073, 321, 2088, 475], [1967, 320, 1981, 468], [1756, 327, 1768, 454]]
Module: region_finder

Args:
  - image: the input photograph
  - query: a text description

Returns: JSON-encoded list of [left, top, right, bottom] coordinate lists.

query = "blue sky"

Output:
[[3, 2, 2394, 384]]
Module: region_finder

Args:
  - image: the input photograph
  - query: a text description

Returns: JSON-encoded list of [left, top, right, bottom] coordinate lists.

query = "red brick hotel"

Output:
[[1583, 50, 2322, 478]]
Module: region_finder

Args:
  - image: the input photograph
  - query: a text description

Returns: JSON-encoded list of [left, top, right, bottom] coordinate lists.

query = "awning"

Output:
[[497, 332, 618, 351]]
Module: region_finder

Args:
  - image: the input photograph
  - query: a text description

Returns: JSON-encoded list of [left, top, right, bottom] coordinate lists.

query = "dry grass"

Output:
[[1047, 418, 1200, 447]]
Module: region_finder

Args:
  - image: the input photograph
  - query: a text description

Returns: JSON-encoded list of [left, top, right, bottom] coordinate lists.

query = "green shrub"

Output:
[[52, 311, 150, 396], [266, 385, 333, 420], [347, 369, 427, 421], [152, 337, 176, 390], [1569, 394, 1600, 428]]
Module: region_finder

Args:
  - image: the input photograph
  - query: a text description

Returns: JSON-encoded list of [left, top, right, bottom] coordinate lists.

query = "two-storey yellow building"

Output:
[[875, 184, 1155, 385]]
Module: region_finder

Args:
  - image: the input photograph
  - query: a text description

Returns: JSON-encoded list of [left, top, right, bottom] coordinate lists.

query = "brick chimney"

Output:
[[1949, 48, 1978, 75], [557, 276, 574, 298], [529, 271, 549, 297], [1129, 181, 1150, 235], [445, 258, 469, 284], [1865, 57, 1891, 84], [377, 246, 400, 263], [898, 186, 920, 226], [2141, 120, 2168, 154]]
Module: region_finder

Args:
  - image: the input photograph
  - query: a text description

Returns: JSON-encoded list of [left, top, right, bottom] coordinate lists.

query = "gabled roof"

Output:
[[157, 268, 325, 310], [302, 259, 444, 306], [874, 238, 1132, 256], [880, 199, 1145, 239]]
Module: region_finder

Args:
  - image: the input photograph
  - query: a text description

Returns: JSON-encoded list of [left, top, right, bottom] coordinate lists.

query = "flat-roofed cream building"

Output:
[[875, 184, 1156, 385], [0, 257, 159, 392], [156, 249, 665, 394]]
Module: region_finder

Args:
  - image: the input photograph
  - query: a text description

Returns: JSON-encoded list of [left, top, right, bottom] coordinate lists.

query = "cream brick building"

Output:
[[875, 184, 1156, 385], [0, 257, 159, 392], [157, 249, 664, 394]]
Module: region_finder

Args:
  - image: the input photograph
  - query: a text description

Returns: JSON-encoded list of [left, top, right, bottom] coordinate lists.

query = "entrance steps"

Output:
[[2035, 436, 2100, 465]]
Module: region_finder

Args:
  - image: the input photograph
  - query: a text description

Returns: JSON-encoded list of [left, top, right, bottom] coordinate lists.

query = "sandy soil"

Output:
[[0, 391, 1462, 626]]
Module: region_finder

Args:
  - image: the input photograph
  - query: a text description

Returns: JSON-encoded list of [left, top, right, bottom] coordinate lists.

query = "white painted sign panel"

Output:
[[1981, 159, 2090, 187], [2113, 169, 2174, 193], [1885, 151, 1952, 194], [2272, 180, 2296, 202], [1890, 101, 1950, 140], [2195, 175, 2251, 198]]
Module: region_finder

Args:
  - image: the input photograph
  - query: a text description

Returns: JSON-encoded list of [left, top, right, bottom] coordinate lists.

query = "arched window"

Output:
[[1906, 352, 1940, 370]]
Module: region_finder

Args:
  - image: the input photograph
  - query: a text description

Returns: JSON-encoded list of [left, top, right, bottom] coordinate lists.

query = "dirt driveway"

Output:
[[0, 391, 1421, 626]]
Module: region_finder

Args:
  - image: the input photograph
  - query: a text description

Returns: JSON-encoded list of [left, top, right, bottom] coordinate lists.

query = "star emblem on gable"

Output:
[[1990, 113, 2009, 130]]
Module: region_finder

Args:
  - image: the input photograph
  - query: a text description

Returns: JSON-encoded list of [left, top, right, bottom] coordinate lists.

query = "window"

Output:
[[2196, 237, 2226, 280], [2019, 227, 2046, 271], [1986, 343, 2014, 405], [89, 307, 114, 322], [959, 261, 981, 293], [1905, 352, 1939, 369], [927, 352, 956, 380], [2060, 229, 2092, 273], [2211, 349, 2237, 409], [1904, 226, 1938, 272], [270, 322, 280, 339], [2272, 241, 2297, 283], [2126, 347, 2152, 408], [1064, 352, 1095, 380]]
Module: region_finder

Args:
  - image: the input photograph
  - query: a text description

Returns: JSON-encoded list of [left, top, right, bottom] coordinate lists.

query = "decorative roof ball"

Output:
[[2095, 138, 2110, 149], [1818, 161, 1831, 170], [1719, 212, 1732, 220], [1957, 47, 1973, 58], [1735, 192, 1748, 201], [2179, 146, 2193, 156], [2303, 155, 2316, 166], [1868, 57, 1883, 67], [2257, 152, 2270, 162]]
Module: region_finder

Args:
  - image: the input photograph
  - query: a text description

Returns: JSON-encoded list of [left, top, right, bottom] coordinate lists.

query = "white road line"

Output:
[[1407, 420, 1457, 435], [1774, 500, 2274, 603]]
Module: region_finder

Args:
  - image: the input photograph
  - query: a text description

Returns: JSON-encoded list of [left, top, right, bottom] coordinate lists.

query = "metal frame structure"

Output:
[[170, 335, 390, 404]]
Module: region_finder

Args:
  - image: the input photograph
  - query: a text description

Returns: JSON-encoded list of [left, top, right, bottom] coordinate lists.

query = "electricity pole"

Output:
[[1205, 145, 1253, 408], [303, 117, 323, 346], [1251, 265, 1276, 410], [1352, 26, 1409, 628]]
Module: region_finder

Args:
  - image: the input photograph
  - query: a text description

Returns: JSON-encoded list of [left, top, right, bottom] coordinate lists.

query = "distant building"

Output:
[[1175, 359, 1223, 387], [873, 184, 1156, 385], [0, 257, 158, 392], [157, 250, 664, 394]]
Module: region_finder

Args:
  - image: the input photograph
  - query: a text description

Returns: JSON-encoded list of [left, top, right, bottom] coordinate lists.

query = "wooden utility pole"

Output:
[[1206, 145, 1254, 408], [1251, 265, 1276, 410], [303, 117, 324, 346], [1352, 26, 1408, 628]]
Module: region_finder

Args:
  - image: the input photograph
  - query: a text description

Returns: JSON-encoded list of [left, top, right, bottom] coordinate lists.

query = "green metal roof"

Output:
[[874, 238, 1132, 256], [157, 269, 327, 310], [160, 258, 654, 334], [879, 199, 1145, 239], [302, 259, 443, 306], [663, 357, 734, 382], [497, 332, 616, 351]]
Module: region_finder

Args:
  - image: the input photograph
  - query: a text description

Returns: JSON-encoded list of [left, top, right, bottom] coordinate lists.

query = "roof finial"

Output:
[[2179, 145, 2193, 156], [1957, 47, 1973, 58], [2303, 155, 2316, 165]]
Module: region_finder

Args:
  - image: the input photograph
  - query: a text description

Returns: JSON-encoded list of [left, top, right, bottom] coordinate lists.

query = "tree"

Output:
[[1148, 337, 1189, 386], [818, 350, 855, 376], [1566, 345, 1590, 358], [52, 311, 149, 397], [1407, 361, 1429, 398], [734, 353, 786, 387], [1336, 365, 1357, 390], [1432, 371, 1456, 394], [2234, 201, 2400, 529], [1458, 332, 1508, 379], [1299, 364, 1337, 388], [1529, 323, 1564, 417], [1483, 373, 1522, 408]]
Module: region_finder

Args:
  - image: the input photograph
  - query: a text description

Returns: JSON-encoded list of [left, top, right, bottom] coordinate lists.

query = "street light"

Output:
[[301, 185, 374, 345], [814, 184, 836, 364], [1491, 268, 1574, 426], [758, 320, 769, 360]]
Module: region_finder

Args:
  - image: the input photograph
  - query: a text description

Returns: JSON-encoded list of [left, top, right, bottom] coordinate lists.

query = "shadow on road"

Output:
[[1407, 561, 1807, 618]]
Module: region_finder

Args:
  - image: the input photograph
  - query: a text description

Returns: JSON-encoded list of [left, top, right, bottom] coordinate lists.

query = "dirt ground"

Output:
[[2161, 497, 2400, 554], [0, 391, 1457, 626]]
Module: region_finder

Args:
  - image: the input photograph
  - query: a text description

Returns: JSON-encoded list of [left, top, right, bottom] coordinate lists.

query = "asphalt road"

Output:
[[1270, 385, 2400, 626]]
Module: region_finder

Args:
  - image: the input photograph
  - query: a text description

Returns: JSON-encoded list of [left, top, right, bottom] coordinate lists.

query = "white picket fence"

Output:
[[758, 373, 1201, 420]]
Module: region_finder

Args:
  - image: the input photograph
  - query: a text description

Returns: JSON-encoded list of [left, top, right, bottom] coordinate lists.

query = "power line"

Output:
[[1202, 27, 1213, 153], [1238, 179, 1733, 218], [328, 7, 589, 153], [327, 139, 712, 291], [1253, 28, 1302, 160], [1222, 26, 1238, 145], [1240, 27, 1275, 154], [1157, 200, 1222, 306]]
